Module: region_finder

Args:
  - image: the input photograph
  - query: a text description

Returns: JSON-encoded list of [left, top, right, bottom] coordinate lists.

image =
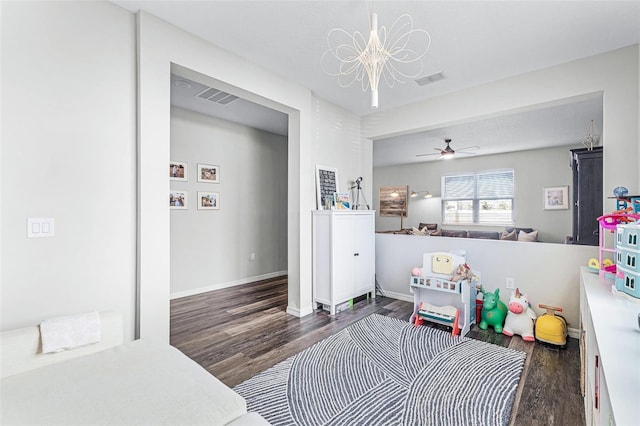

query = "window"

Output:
[[442, 170, 514, 225], [625, 275, 635, 290], [629, 233, 638, 246]]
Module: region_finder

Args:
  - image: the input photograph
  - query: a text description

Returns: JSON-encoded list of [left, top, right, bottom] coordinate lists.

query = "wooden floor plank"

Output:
[[170, 276, 584, 424]]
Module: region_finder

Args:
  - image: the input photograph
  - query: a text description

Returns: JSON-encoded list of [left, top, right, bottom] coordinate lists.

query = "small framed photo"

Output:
[[544, 186, 569, 210], [169, 161, 187, 181], [170, 190, 188, 210], [197, 163, 220, 183], [197, 192, 219, 210]]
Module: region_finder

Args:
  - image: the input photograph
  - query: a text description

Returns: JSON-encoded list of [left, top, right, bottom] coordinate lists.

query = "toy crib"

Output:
[[409, 251, 479, 336]]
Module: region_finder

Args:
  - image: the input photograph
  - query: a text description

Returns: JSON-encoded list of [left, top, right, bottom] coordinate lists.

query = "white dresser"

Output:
[[312, 210, 375, 315], [580, 267, 640, 425]]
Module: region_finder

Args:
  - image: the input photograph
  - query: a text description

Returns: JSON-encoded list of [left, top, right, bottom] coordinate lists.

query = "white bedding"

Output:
[[1, 340, 247, 425]]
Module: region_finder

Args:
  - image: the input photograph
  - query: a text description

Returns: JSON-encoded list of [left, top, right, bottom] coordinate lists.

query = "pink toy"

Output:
[[411, 267, 422, 277], [502, 288, 537, 342]]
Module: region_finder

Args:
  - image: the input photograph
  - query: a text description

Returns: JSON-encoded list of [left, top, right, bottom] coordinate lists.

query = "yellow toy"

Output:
[[534, 304, 568, 347]]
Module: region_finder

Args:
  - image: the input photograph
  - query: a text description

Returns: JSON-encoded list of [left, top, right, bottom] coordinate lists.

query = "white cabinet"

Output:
[[312, 210, 375, 315], [580, 268, 640, 425]]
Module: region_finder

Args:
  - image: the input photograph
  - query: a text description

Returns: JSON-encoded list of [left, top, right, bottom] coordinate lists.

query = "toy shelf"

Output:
[[409, 276, 463, 294], [409, 275, 477, 337], [609, 195, 640, 214]]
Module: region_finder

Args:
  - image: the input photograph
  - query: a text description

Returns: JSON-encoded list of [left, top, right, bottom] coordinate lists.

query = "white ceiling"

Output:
[[113, 0, 639, 165]]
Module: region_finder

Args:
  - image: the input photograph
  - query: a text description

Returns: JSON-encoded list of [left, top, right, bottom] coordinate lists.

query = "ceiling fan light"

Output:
[[442, 152, 454, 159], [410, 191, 418, 197], [391, 190, 400, 197], [424, 192, 432, 198]]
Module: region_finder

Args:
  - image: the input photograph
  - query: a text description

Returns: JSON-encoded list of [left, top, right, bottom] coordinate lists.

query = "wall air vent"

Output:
[[196, 87, 239, 106], [415, 72, 445, 86]]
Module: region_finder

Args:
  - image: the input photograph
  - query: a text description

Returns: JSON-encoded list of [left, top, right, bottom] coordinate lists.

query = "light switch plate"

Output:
[[27, 218, 55, 238]]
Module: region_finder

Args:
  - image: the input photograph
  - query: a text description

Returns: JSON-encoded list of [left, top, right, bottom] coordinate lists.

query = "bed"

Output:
[[0, 311, 269, 425]]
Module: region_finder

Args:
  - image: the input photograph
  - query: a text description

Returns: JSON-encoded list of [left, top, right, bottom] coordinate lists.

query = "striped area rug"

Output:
[[234, 314, 526, 426]]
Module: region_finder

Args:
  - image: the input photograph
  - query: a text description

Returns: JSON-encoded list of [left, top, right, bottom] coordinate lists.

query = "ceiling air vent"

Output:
[[415, 72, 445, 86], [196, 87, 239, 106]]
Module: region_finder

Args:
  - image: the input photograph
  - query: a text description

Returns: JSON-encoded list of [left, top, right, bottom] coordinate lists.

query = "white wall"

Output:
[[311, 97, 372, 208], [0, 2, 137, 339], [376, 233, 597, 330], [137, 12, 369, 341], [169, 107, 288, 297], [363, 45, 639, 212], [374, 145, 575, 243]]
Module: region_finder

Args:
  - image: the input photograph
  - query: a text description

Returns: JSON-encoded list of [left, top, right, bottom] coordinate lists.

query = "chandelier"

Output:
[[322, 11, 430, 109]]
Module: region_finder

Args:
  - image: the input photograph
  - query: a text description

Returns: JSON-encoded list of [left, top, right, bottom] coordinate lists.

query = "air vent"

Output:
[[196, 87, 239, 106], [415, 72, 445, 86]]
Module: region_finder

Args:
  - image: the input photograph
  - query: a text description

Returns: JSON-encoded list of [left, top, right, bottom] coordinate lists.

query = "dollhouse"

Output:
[[615, 222, 640, 301]]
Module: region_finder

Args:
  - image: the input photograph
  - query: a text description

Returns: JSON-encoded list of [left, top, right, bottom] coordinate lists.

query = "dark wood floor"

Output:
[[170, 276, 584, 426]]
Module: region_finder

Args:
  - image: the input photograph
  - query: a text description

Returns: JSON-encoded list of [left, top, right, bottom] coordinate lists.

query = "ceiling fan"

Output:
[[416, 138, 479, 160]]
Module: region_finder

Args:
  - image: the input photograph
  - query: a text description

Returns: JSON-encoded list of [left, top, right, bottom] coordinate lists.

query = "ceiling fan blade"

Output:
[[416, 152, 441, 157], [457, 151, 478, 155], [456, 145, 480, 152], [433, 148, 442, 151]]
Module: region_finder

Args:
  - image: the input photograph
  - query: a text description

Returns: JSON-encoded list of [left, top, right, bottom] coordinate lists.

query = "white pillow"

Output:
[[517, 230, 538, 242], [411, 227, 428, 236], [500, 229, 517, 241]]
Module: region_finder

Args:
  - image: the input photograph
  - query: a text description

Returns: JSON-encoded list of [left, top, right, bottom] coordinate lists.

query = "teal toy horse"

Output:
[[479, 288, 508, 333]]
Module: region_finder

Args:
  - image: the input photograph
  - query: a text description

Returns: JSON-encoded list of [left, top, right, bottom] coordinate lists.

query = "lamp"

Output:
[[410, 190, 432, 199], [322, 9, 430, 109], [581, 119, 600, 150]]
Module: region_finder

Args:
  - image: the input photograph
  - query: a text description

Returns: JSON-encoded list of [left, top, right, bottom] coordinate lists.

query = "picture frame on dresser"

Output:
[[315, 165, 339, 210]]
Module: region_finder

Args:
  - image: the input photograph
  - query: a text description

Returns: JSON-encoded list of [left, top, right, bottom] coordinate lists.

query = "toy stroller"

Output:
[[534, 304, 568, 348]]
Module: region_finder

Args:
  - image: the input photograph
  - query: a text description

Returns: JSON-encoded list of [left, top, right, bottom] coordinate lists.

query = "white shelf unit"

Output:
[[409, 276, 477, 336], [580, 267, 640, 425], [312, 210, 375, 315]]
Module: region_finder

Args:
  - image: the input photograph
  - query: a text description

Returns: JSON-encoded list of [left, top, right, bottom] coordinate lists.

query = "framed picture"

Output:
[[544, 186, 569, 210], [197, 191, 219, 210], [197, 163, 220, 183], [379, 185, 408, 217], [170, 190, 188, 210], [169, 161, 187, 181], [316, 165, 339, 210]]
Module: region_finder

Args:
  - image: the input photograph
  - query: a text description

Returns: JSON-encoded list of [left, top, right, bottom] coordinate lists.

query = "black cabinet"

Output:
[[571, 147, 603, 245]]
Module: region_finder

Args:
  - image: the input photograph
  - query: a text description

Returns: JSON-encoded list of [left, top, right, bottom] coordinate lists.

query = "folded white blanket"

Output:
[[40, 312, 101, 353]]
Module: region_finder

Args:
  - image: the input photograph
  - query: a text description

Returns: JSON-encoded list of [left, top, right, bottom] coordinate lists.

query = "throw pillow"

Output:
[[429, 228, 442, 236], [517, 230, 539, 242], [419, 223, 438, 231], [500, 229, 517, 241], [411, 227, 428, 236]]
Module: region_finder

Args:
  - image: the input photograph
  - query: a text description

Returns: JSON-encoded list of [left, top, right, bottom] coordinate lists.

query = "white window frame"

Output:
[[441, 169, 515, 225]]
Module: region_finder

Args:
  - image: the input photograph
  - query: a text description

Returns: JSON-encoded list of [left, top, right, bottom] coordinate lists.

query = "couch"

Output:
[[381, 224, 539, 241]]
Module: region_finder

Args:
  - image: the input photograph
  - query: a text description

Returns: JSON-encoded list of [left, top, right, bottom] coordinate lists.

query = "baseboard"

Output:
[[381, 290, 413, 303], [170, 270, 288, 300], [286, 305, 314, 317], [568, 327, 579, 340]]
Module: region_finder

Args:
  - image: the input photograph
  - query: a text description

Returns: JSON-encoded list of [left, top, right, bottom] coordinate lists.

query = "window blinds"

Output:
[[443, 170, 514, 199]]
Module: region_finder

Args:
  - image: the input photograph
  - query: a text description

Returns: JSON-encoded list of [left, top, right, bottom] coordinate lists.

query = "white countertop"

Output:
[[581, 267, 640, 425]]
